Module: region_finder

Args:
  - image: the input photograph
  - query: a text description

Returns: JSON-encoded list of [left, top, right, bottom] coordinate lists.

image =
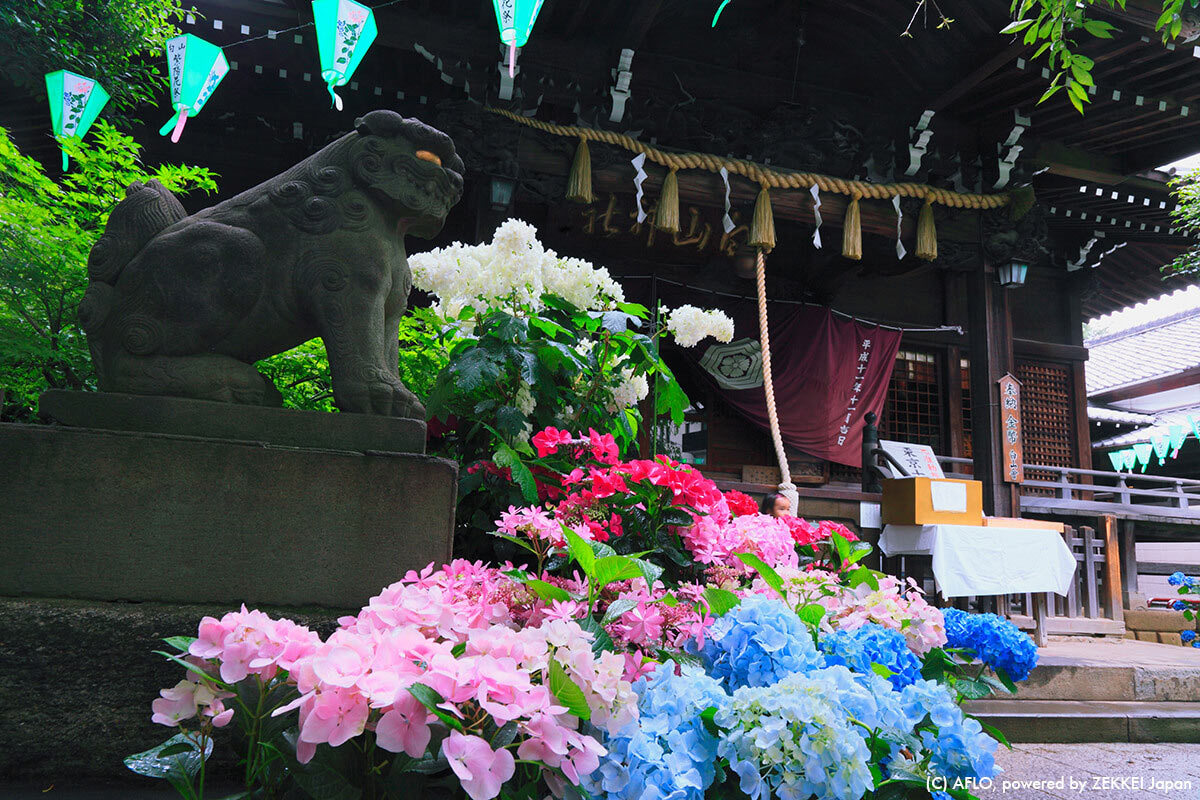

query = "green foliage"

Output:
[[0, 0, 189, 126], [1000, 0, 1195, 112], [256, 340, 336, 413], [1166, 167, 1200, 277], [0, 122, 216, 420], [426, 298, 683, 467]]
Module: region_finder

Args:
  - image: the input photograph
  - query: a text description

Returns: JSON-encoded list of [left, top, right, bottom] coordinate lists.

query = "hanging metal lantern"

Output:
[[313, 0, 377, 111], [492, 0, 546, 78], [158, 34, 229, 143], [44, 70, 110, 170]]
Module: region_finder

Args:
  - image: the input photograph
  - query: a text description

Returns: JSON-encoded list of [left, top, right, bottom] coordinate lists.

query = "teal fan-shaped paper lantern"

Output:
[[313, 0, 377, 111], [492, 0, 546, 77], [1107, 450, 1125, 471], [1120, 449, 1137, 472], [1152, 434, 1172, 465], [1169, 424, 1187, 457], [1132, 442, 1154, 472], [45, 70, 110, 170], [158, 34, 229, 143]]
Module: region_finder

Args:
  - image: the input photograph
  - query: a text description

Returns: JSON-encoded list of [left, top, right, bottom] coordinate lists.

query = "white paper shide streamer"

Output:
[[810, 184, 823, 249], [892, 195, 906, 259], [720, 166, 735, 233], [631, 153, 648, 223]]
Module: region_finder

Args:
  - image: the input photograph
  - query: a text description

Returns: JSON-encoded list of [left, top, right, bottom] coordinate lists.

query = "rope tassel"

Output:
[[749, 185, 776, 253], [566, 137, 595, 203], [916, 199, 938, 261], [655, 168, 681, 233], [842, 193, 862, 261]]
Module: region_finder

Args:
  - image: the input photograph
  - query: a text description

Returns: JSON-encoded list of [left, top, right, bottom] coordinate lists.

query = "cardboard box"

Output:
[[982, 517, 1064, 533], [881, 477, 984, 526]]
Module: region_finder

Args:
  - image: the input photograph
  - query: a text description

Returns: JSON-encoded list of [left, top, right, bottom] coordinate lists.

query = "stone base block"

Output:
[[0, 596, 342, 782], [40, 389, 426, 454], [0, 422, 455, 609]]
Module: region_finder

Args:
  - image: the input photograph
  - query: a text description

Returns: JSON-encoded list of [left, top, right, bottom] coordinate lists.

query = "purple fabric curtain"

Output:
[[685, 303, 902, 467]]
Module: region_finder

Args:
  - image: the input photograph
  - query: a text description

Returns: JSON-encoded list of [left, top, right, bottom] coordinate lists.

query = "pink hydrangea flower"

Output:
[[374, 693, 432, 758], [442, 732, 516, 800]]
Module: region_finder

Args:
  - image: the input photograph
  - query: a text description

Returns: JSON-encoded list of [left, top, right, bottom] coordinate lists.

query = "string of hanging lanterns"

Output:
[[43, 0, 547, 158], [1105, 416, 1199, 473]]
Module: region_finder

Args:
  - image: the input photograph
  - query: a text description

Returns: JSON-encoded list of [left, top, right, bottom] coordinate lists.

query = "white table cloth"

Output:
[[879, 524, 1076, 598]]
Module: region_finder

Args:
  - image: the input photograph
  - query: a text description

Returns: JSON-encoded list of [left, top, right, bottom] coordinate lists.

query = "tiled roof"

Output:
[[1085, 308, 1200, 395], [1087, 406, 1156, 425]]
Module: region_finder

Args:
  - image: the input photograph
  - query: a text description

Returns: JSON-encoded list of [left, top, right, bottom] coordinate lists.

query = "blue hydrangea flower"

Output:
[[900, 679, 999, 781], [943, 608, 1039, 683], [1182, 630, 1196, 644], [714, 666, 878, 800], [1174, 600, 1189, 611], [820, 624, 924, 689], [1169, 571, 1187, 586], [698, 596, 825, 690], [581, 662, 729, 800]]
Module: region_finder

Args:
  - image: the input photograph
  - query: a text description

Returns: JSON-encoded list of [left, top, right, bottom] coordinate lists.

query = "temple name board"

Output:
[[998, 373, 1024, 484]]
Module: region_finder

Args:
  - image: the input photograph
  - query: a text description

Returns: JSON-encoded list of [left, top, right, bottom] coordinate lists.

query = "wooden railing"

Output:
[[1018, 464, 1200, 523]]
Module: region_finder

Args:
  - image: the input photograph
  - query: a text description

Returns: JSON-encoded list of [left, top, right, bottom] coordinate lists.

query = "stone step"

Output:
[[1013, 661, 1200, 702], [966, 699, 1200, 743]]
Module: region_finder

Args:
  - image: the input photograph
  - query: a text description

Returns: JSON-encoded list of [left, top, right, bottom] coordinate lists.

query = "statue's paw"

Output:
[[336, 374, 425, 419]]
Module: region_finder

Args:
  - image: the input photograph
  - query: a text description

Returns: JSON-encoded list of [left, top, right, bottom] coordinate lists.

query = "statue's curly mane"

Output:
[[264, 135, 389, 235]]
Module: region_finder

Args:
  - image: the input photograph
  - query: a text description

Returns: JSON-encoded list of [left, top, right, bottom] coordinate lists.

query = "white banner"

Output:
[[632, 152, 648, 223]]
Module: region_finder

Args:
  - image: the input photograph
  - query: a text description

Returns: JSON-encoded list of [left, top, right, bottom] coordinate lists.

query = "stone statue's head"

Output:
[[350, 110, 465, 238]]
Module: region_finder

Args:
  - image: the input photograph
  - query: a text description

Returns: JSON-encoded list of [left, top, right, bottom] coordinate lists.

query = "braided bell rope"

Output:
[[754, 248, 798, 512], [488, 108, 1011, 210]]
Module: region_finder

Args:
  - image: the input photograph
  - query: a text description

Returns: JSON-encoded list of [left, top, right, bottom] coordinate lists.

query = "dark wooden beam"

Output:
[[931, 41, 1027, 111], [1013, 339, 1089, 361]]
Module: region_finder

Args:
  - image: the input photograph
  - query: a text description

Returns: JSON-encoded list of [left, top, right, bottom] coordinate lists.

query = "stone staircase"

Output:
[[964, 637, 1200, 743]]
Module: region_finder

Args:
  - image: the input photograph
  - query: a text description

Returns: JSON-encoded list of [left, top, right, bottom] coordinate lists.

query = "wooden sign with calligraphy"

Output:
[[997, 373, 1024, 483], [551, 191, 750, 259]]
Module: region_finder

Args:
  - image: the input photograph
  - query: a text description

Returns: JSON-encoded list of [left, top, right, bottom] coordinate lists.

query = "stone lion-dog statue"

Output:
[[78, 110, 463, 418]]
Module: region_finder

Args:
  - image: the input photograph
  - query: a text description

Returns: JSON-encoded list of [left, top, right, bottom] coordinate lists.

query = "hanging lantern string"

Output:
[[207, 0, 405, 49], [487, 107, 1012, 210]]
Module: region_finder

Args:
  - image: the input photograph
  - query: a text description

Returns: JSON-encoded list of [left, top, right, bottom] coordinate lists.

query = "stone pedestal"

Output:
[[0, 392, 459, 781]]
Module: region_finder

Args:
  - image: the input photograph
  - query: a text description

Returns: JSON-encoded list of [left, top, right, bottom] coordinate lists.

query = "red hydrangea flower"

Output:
[[724, 490, 759, 517], [532, 426, 573, 458]]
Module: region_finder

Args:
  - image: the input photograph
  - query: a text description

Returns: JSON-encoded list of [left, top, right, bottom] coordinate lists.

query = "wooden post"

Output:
[[862, 412, 882, 494], [1120, 518, 1138, 607], [945, 345, 966, 460], [1033, 592, 1049, 647], [966, 260, 1015, 517], [1101, 514, 1125, 623]]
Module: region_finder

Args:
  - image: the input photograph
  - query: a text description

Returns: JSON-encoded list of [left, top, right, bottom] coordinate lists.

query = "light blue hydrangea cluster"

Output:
[[820, 624, 924, 689], [900, 679, 999, 781], [580, 662, 729, 800], [1181, 629, 1199, 648], [714, 666, 879, 800], [1168, 571, 1198, 587], [943, 608, 1039, 682], [698, 596, 825, 690]]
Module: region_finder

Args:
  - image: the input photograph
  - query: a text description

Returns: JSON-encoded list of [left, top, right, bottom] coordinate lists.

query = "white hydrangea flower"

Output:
[[664, 305, 736, 348], [607, 369, 650, 412], [515, 382, 536, 416], [409, 219, 624, 316]]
